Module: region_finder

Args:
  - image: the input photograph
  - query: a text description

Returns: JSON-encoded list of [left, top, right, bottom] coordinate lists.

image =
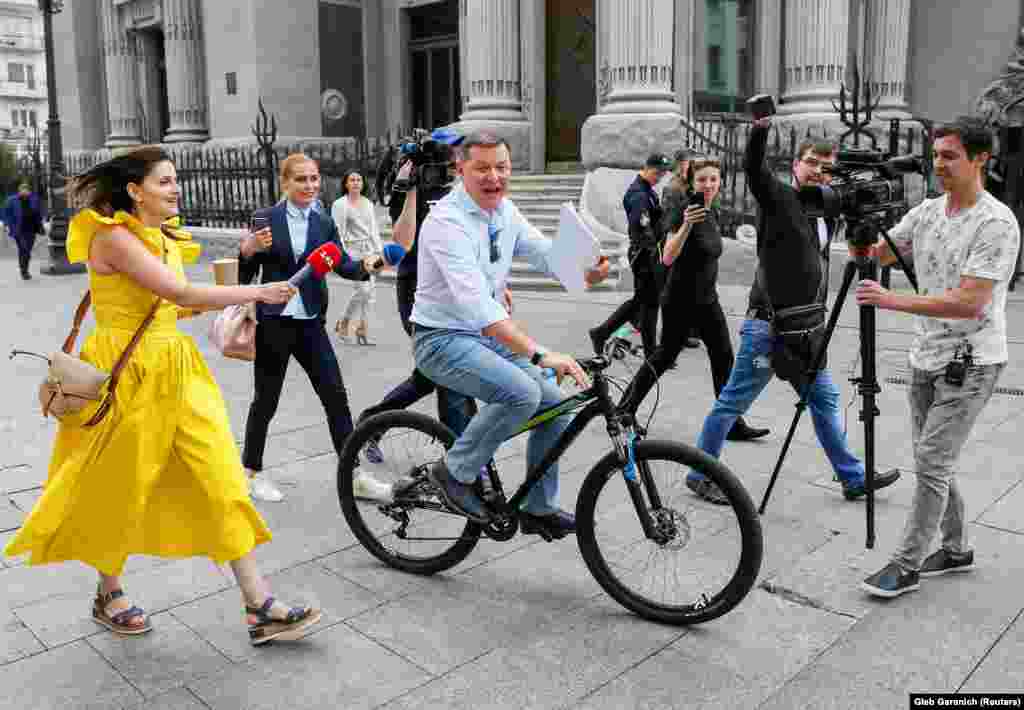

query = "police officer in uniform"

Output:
[[589, 153, 672, 358]]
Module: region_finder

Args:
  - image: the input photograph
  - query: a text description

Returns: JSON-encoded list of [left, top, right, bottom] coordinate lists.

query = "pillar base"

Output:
[[446, 119, 532, 171], [581, 112, 682, 170], [164, 128, 210, 144]]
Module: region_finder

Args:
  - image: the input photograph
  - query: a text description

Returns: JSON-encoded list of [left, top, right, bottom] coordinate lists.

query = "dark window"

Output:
[[708, 45, 722, 84], [10, 109, 17, 127], [408, 0, 458, 41], [225, 71, 237, 96], [28, 110, 35, 127], [26, 64, 34, 90], [8, 62, 24, 83]]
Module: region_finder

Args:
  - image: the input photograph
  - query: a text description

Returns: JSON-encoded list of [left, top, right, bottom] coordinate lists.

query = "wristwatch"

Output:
[[530, 350, 546, 366]]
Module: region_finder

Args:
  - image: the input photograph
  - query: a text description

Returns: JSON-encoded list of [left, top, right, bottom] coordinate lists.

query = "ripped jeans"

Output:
[[694, 318, 864, 485]]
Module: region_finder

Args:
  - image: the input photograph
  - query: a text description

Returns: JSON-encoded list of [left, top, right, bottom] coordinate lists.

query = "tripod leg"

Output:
[[758, 260, 861, 515], [857, 256, 881, 549]]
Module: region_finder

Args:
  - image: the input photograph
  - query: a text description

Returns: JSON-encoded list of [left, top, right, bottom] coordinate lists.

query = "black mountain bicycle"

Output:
[[337, 351, 763, 625]]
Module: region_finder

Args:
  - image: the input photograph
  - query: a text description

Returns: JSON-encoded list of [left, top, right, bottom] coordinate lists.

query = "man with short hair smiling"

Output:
[[409, 132, 610, 535], [857, 116, 1020, 598]]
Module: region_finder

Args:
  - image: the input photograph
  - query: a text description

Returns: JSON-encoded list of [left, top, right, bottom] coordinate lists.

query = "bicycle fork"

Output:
[[610, 422, 669, 544]]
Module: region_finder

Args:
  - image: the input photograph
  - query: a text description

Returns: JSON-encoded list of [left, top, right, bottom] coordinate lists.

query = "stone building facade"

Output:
[[0, 0, 46, 161], [52, 0, 1024, 171]]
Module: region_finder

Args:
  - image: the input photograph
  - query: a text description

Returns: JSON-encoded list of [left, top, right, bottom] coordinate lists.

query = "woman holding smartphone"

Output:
[[617, 157, 768, 449]]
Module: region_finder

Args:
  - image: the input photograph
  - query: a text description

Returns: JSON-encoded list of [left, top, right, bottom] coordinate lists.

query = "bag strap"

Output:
[[64, 234, 167, 384]]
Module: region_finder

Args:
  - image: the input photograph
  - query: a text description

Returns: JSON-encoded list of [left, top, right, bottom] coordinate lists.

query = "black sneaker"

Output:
[[860, 562, 920, 598], [842, 468, 901, 500], [685, 477, 729, 505], [920, 549, 974, 578], [426, 461, 491, 523], [520, 509, 576, 540]]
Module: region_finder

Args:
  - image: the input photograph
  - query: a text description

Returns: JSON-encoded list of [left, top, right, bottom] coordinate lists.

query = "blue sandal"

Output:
[[245, 596, 321, 646], [92, 587, 152, 635]]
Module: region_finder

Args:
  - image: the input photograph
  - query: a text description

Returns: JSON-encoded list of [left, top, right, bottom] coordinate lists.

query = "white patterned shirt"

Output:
[[887, 191, 1020, 371]]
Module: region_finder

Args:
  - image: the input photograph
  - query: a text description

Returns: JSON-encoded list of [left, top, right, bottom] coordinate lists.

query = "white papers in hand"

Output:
[[549, 202, 602, 296]]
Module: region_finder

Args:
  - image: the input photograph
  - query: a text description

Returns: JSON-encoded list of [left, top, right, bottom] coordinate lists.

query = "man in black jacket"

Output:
[[589, 153, 672, 358], [687, 116, 899, 504]]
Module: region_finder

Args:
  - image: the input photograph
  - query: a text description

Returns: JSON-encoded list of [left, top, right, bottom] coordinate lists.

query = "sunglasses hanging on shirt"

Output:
[[488, 222, 502, 263]]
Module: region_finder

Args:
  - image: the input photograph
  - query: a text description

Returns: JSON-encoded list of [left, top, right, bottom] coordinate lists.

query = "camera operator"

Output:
[[689, 116, 900, 504], [357, 128, 481, 458], [856, 117, 1020, 598], [588, 154, 673, 359]]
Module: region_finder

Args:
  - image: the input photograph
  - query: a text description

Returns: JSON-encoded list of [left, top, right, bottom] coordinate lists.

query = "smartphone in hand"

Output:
[[689, 192, 706, 208], [747, 94, 776, 120]]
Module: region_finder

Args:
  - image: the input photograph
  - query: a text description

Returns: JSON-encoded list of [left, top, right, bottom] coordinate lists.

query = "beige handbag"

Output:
[[10, 291, 161, 426], [208, 302, 257, 361], [11, 241, 164, 427]]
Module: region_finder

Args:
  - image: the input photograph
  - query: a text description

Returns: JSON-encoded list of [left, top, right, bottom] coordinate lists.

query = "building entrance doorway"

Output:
[[408, 0, 460, 130], [545, 0, 595, 164]]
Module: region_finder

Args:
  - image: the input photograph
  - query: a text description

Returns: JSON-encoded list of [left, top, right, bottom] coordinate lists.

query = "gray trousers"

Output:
[[892, 363, 1003, 572]]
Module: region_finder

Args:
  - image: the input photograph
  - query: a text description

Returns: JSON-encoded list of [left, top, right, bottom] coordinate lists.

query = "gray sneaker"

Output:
[[920, 549, 974, 578]]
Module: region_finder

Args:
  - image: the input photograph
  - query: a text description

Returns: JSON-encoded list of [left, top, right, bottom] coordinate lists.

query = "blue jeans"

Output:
[[693, 318, 864, 485], [413, 328, 570, 515]]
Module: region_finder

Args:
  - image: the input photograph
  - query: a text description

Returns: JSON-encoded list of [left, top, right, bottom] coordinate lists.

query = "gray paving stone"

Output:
[[0, 497, 25, 531], [171, 560, 380, 662], [960, 612, 1024, 693], [187, 621, 432, 710], [814, 526, 1024, 693], [670, 588, 855, 690], [87, 611, 232, 699], [380, 597, 682, 710], [319, 546, 432, 600], [0, 607, 44, 664], [125, 687, 208, 710], [979, 480, 1024, 532], [0, 639, 143, 710], [13, 591, 103, 648], [575, 647, 767, 710], [756, 664, 907, 710], [348, 578, 561, 676]]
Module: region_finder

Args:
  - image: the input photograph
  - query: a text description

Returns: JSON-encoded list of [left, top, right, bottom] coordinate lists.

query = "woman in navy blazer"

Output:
[[238, 154, 382, 502]]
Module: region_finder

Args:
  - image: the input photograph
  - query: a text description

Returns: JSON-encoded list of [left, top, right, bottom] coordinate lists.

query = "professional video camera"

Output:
[[798, 148, 923, 228], [374, 127, 457, 206]]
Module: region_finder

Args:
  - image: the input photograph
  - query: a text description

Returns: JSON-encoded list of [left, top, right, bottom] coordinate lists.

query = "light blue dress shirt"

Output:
[[281, 200, 315, 319], [410, 184, 554, 332]]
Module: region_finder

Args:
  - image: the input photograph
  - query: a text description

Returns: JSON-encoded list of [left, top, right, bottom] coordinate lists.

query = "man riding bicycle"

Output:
[[408, 131, 610, 537]]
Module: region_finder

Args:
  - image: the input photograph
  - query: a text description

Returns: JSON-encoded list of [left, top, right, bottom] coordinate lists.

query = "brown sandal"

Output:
[[92, 587, 152, 635], [246, 596, 321, 646]]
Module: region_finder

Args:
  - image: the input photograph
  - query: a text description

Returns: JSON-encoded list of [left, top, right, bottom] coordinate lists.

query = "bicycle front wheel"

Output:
[[576, 439, 763, 625], [337, 410, 481, 576]]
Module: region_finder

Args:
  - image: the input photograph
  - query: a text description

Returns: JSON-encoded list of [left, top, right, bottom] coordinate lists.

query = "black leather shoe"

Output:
[[842, 468, 901, 500], [726, 419, 770, 441], [588, 328, 607, 356], [426, 461, 491, 523], [520, 509, 576, 540]]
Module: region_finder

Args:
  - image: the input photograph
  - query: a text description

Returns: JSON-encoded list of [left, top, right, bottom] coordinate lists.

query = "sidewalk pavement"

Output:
[[1, 248, 1022, 709]]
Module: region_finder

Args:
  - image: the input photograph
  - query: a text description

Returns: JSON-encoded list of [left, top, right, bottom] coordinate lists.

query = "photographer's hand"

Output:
[[854, 279, 894, 309]]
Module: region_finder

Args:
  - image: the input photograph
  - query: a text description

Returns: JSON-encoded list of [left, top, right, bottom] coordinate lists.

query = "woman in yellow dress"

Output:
[[5, 146, 322, 646]]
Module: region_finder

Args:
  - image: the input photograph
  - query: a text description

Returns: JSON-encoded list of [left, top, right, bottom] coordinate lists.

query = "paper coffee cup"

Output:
[[212, 258, 239, 285]]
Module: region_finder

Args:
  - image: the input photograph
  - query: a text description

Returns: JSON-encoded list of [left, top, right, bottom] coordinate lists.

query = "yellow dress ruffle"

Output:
[[5, 209, 271, 575]]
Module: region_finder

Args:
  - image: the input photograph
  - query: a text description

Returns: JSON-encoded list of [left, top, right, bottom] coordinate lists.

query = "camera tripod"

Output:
[[758, 219, 917, 549]]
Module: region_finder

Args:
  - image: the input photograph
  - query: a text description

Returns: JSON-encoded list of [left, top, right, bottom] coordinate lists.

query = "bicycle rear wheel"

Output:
[[337, 410, 481, 575], [576, 439, 763, 625]]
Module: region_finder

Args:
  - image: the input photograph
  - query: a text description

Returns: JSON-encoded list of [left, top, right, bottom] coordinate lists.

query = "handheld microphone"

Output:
[[288, 242, 343, 287]]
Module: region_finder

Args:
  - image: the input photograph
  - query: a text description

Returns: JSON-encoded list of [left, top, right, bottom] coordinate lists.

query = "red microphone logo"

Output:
[[288, 242, 343, 287]]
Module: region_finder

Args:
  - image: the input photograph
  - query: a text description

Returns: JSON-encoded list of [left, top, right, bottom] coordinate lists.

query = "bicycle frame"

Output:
[[489, 364, 666, 542]]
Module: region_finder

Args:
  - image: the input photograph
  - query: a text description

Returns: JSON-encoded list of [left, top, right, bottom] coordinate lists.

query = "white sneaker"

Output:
[[353, 472, 394, 502], [248, 473, 284, 502]]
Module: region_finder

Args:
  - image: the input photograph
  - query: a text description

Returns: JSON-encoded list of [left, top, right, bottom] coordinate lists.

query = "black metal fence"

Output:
[[63, 130, 403, 229]]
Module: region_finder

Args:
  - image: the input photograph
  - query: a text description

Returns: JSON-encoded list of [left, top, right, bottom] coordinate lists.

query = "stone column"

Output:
[[454, 0, 532, 169], [163, 0, 209, 142], [581, 0, 680, 169], [101, 0, 141, 147], [778, 0, 850, 115], [754, 0, 782, 102], [863, 0, 910, 113]]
